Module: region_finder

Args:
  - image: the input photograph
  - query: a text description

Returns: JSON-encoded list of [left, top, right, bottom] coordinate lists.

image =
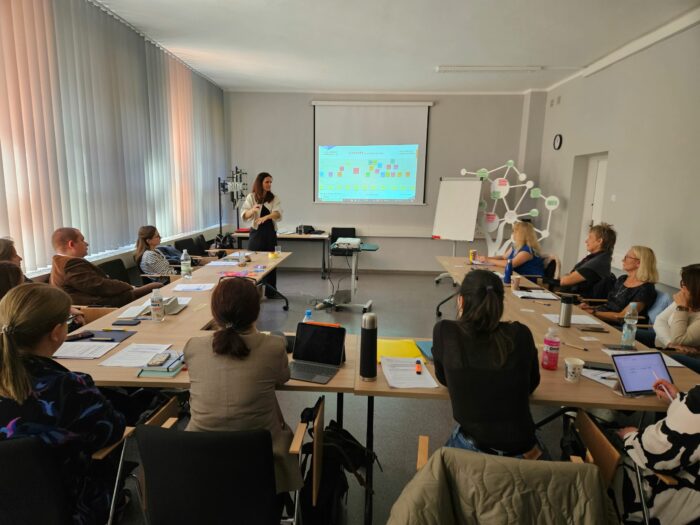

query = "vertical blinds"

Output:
[[0, 0, 225, 272]]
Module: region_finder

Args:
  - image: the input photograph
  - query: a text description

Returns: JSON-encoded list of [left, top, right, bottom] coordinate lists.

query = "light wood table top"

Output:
[[354, 256, 698, 411], [233, 232, 330, 240], [58, 251, 355, 393]]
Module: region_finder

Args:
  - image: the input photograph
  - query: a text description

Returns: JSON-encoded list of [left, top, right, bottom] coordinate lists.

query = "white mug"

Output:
[[564, 357, 585, 383]]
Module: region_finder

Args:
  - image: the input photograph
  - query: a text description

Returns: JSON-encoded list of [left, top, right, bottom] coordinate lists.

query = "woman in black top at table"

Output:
[[581, 245, 658, 322], [241, 172, 282, 298], [433, 269, 543, 459]]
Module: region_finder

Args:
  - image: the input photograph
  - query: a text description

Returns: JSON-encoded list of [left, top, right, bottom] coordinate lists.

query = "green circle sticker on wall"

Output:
[[529, 208, 539, 217], [506, 160, 515, 168], [477, 168, 489, 180], [530, 188, 542, 199]]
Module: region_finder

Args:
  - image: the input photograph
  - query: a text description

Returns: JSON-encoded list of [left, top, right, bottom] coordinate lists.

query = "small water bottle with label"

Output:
[[621, 302, 638, 348], [302, 309, 312, 323], [180, 249, 192, 279], [541, 327, 560, 370], [151, 288, 165, 322]]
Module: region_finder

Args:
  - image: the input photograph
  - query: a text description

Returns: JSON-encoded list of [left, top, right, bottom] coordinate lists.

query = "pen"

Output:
[[600, 374, 617, 380], [533, 301, 551, 306], [652, 370, 674, 401], [415, 359, 422, 375], [563, 341, 589, 352]]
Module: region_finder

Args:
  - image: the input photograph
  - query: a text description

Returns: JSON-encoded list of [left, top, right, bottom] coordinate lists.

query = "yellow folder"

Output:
[[377, 339, 422, 363]]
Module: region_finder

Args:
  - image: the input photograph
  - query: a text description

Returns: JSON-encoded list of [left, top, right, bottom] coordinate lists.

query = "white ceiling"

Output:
[[98, 0, 700, 93]]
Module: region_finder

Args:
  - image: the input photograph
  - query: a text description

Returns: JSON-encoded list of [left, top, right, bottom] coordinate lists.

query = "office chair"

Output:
[[636, 291, 673, 347], [195, 234, 209, 254], [328, 227, 357, 276], [98, 258, 131, 284], [135, 426, 279, 525], [174, 237, 205, 256], [0, 438, 69, 524]]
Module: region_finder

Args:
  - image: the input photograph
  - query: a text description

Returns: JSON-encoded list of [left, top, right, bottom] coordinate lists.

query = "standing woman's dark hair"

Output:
[[134, 225, 158, 266], [0, 261, 24, 301], [252, 172, 275, 204], [0, 283, 71, 403], [211, 278, 261, 358], [457, 270, 512, 364], [681, 263, 700, 310]]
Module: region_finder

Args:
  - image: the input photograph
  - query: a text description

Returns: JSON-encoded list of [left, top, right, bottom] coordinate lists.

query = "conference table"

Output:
[[233, 231, 330, 278], [60, 253, 698, 525], [352, 255, 699, 525]]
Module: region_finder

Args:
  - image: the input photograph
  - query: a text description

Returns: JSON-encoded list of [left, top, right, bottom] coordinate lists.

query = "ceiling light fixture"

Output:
[[435, 65, 543, 73]]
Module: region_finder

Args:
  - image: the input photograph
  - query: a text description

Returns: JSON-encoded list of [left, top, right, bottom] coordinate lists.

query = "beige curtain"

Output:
[[0, 0, 224, 272]]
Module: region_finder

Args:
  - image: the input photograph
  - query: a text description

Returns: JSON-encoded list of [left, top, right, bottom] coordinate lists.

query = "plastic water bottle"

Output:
[[180, 249, 192, 279], [541, 327, 560, 370], [504, 260, 513, 285], [621, 302, 638, 348], [302, 309, 312, 323], [151, 288, 165, 322]]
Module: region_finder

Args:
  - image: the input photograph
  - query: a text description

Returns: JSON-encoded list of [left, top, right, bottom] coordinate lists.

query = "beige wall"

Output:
[[225, 92, 529, 271], [538, 25, 700, 285]]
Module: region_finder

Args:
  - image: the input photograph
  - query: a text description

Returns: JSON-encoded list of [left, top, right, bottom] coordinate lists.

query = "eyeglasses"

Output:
[[622, 255, 639, 261], [65, 314, 76, 325]]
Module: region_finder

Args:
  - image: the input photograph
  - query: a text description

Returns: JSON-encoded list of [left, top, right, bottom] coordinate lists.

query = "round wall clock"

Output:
[[553, 134, 563, 150]]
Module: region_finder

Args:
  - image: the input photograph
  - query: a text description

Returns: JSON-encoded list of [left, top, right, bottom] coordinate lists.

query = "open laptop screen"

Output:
[[611, 352, 673, 396], [293, 323, 345, 366]]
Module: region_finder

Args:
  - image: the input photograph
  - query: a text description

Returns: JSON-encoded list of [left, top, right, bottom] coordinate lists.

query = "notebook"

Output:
[[289, 323, 345, 384]]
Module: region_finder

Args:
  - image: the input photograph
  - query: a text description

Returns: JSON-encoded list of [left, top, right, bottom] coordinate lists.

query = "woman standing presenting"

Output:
[[241, 172, 282, 298]]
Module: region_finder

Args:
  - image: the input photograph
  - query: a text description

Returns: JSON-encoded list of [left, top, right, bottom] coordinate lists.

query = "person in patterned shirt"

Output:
[[0, 283, 125, 524], [614, 380, 700, 524], [134, 225, 178, 284]]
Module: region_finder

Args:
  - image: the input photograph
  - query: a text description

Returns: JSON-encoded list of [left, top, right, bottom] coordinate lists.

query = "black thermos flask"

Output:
[[360, 312, 377, 381]]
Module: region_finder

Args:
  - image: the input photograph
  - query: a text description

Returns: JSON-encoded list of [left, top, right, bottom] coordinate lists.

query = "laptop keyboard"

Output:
[[291, 362, 336, 377]]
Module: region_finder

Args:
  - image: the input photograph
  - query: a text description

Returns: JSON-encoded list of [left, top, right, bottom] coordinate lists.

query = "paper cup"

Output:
[[511, 275, 521, 290], [564, 357, 585, 383]]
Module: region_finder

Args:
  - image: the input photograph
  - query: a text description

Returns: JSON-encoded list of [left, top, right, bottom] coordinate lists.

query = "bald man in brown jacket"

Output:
[[50, 227, 161, 307]]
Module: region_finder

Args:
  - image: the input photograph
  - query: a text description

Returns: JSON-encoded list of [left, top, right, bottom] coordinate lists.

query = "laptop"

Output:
[[289, 323, 346, 384], [611, 351, 673, 397]]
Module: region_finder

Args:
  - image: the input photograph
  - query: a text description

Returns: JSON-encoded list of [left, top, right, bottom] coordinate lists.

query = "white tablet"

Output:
[[611, 352, 673, 397]]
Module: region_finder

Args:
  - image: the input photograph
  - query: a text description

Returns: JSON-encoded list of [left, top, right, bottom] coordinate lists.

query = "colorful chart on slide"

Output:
[[317, 144, 419, 203]]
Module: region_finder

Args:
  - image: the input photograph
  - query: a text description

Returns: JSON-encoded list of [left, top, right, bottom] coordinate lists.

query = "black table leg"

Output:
[[364, 396, 374, 525], [321, 239, 328, 279], [535, 407, 572, 429], [337, 393, 344, 427], [259, 283, 289, 311], [436, 291, 458, 317]]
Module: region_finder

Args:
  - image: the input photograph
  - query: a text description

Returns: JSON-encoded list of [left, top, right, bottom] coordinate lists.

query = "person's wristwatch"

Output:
[[676, 306, 689, 312]]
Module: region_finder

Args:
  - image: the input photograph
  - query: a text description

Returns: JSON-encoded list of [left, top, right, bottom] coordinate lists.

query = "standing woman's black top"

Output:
[[433, 319, 540, 454]]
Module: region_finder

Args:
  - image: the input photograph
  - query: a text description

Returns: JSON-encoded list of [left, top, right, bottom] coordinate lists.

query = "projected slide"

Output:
[[317, 144, 419, 203]]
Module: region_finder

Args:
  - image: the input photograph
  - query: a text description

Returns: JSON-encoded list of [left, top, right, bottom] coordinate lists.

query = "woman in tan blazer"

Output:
[[183, 277, 302, 496]]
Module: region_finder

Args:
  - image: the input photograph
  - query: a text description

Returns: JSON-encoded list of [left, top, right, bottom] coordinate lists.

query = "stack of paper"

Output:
[[173, 283, 215, 292], [581, 368, 618, 389], [100, 344, 171, 367], [206, 260, 241, 267], [542, 314, 601, 325], [381, 357, 439, 389], [54, 342, 119, 359], [512, 290, 558, 300]]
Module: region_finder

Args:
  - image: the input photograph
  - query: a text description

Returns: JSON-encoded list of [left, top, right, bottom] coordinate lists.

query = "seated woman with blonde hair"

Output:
[[581, 245, 657, 322], [480, 221, 545, 277], [0, 283, 125, 523]]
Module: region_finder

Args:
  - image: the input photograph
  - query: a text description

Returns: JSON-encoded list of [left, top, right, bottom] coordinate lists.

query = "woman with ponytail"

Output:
[[433, 270, 544, 459], [0, 283, 125, 523], [184, 277, 302, 498]]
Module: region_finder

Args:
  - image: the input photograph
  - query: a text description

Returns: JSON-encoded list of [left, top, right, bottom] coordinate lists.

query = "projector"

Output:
[[334, 237, 361, 250]]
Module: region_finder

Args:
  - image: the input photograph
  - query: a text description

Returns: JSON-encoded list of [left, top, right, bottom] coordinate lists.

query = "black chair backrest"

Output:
[[589, 273, 616, 300], [97, 258, 131, 284], [174, 238, 204, 257], [0, 438, 69, 524], [330, 227, 356, 244], [544, 258, 557, 279], [195, 234, 209, 254], [135, 426, 278, 525]]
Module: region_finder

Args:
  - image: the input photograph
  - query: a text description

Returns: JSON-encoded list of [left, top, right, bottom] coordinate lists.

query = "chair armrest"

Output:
[[580, 298, 608, 303], [161, 417, 179, 429], [289, 422, 308, 455], [570, 455, 584, 464], [637, 324, 652, 329], [92, 426, 135, 460], [417, 435, 430, 470]]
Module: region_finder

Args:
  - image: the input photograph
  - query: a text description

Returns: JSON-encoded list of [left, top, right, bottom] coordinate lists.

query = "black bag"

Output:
[[299, 419, 380, 525], [215, 233, 235, 249]]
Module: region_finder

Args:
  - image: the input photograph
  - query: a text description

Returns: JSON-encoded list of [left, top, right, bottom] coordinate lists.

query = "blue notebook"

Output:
[[415, 340, 433, 361]]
